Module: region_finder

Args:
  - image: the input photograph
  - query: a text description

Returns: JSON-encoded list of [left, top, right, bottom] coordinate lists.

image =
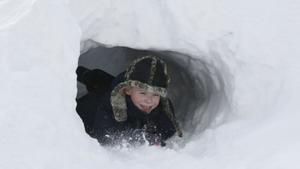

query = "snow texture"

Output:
[[1, 0, 300, 168]]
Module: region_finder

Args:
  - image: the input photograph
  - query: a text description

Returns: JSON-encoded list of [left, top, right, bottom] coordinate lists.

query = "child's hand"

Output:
[[76, 66, 113, 94], [144, 120, 165, 146], [144, 120, 157, 134]]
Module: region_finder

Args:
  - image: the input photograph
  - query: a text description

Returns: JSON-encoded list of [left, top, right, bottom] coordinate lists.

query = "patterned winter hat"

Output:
[[110, 55, 183, 137]]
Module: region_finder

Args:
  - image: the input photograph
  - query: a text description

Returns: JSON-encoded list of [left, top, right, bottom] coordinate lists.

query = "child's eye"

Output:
[[153, 94, 160, 97], [140, 92, 146, 95]]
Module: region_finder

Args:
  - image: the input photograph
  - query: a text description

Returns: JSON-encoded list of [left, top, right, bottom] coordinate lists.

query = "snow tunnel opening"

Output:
[[76, 40, 231, 142]]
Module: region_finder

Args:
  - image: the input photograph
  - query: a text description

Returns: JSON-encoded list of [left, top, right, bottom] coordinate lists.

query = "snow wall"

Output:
[[1, 0, 300, 168]]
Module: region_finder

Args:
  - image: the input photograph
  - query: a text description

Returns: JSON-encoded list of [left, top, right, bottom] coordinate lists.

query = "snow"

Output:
[[1, 0, 300, 168]]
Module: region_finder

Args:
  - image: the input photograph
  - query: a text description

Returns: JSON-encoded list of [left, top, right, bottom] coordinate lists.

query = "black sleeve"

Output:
[[92, 109, 118, 145], [76, 94, 99, 137], [76, 92, 122, 145]]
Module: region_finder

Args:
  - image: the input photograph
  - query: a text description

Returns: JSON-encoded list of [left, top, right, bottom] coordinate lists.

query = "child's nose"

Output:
[[145, 96, 154, 104]]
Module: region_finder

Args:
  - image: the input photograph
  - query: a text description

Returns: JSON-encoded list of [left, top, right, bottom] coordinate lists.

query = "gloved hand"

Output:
[[144, 120, 165, 146], [76, 66, 114, 94]]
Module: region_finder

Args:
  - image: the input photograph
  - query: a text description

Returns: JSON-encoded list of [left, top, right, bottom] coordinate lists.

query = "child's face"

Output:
[[125, 87, 160, 113]]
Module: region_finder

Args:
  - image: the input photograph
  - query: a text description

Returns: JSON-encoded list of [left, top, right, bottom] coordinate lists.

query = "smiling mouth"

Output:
[[140, 105, 152, 113]]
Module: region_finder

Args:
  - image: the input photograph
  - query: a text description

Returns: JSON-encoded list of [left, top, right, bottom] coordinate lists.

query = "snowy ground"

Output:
[[1, 0, 300, 168]]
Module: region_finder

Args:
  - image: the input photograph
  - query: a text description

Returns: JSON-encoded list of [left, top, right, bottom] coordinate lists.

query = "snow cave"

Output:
[[2, 0, 299, 168], [76, 40, 232, 140]]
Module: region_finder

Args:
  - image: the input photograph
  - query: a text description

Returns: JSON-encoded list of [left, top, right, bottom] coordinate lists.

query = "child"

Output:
[[76, 55, 182, 146]]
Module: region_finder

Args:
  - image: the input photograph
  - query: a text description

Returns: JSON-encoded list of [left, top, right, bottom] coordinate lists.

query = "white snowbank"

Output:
[[1, 0, 299, 168]]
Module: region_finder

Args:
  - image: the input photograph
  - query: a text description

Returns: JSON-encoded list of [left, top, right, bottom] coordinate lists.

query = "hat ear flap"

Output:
[[111, 82, 129, 122], [161, 98, 183, 137]]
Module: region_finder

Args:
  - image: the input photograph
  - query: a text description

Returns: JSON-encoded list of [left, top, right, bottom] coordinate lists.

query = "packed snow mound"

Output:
[[0, 0, 36, 30], [1, 0, 300, 168]]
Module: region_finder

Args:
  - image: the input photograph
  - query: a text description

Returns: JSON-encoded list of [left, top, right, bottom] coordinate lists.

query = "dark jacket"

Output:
[[76, 72, 176, 146]]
